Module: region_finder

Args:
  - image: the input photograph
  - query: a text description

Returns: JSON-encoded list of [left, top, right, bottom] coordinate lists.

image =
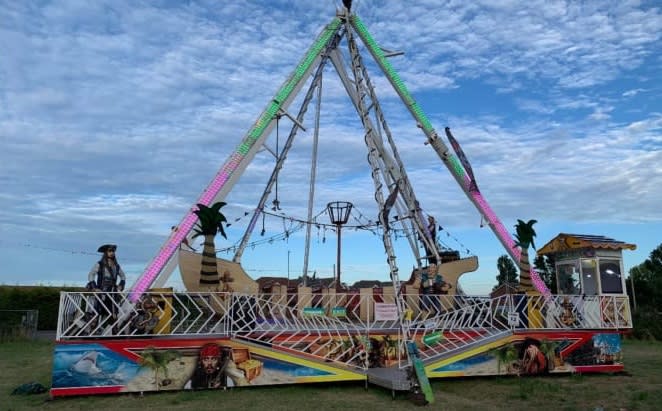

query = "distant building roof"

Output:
[[308, 278, 336, 289], [256, 276, 298, 290], [538, 233, 636, 255], [351, 280, 392, 289]]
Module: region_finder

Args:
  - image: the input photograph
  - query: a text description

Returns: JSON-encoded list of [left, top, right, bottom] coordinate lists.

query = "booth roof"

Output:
[[538, 233, 637, 255]]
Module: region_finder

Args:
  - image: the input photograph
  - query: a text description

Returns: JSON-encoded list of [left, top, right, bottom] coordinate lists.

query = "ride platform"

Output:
[[51, 289, 632, 397]]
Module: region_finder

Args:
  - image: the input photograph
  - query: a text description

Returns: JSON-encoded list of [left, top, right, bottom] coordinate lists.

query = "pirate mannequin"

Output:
[[86, 244, 126, 333], [87, 244, 126, 292]]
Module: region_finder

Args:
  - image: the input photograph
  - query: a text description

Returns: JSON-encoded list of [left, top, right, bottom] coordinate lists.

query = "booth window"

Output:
[[557, 263, 581, 294], [599, 259, 623, 294], [580, 259, 599, 295]]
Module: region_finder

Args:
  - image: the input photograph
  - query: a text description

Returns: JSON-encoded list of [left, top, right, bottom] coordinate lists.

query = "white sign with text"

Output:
[[374, 303, 398, 321]]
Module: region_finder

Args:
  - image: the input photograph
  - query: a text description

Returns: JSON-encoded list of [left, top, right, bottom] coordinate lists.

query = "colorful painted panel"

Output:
[[52, 343, 142, 392], [426, 331, 623, 378], [50, 331, 626, 397], [51, 337, 364, 397]]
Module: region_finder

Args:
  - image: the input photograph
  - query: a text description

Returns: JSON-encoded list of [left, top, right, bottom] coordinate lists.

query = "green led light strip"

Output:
[[130, 18, 342, 300], [250, 18, 342, 142], [351, 16, 433, 133], [351, 16, 468, 183]]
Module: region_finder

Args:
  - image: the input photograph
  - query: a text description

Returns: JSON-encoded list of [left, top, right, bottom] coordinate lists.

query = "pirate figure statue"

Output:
[[86, 244, 126, 333]]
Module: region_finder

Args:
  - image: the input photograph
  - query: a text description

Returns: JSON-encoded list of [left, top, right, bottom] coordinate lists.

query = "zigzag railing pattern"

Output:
[[57, 291, 632, 369]]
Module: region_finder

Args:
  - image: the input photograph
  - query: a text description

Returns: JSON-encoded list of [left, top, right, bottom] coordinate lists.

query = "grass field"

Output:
[[1, 338, 661, 411]]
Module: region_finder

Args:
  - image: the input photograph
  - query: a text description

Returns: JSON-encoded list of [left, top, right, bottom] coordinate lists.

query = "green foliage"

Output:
[[494, 254, 518, 291], [630, 310, 662, 341], [513, 219, 537, 250], [533, 254, 557, 291], [0, 286, 80, 330], [627, 243, 662, 340], [628, 242, 662, 310]]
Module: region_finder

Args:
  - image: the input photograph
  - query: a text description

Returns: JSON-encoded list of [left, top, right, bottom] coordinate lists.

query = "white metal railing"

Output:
[[56, 291, 632, 369]]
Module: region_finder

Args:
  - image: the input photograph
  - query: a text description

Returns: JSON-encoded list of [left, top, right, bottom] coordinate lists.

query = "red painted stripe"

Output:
[[50, 385, 123, 397], [574, 364, 623, 373], [56, 337, 234, 363]]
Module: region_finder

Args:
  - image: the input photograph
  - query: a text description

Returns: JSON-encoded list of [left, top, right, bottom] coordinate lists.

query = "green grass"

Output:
[[1, 339, 661, 410]]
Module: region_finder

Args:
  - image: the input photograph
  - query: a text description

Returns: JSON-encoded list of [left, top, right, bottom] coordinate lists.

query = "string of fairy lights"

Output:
[[214, 205, 473, 256], [1, 206, 473, 258], [0, 240, 99, 256]]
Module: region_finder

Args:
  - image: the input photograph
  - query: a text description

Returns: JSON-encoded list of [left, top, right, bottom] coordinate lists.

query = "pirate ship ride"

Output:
[[51, 4, 634, 402]]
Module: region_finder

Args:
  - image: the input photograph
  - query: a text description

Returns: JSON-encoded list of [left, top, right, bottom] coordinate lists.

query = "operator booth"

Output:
[[538, 233, 635, 296], [537, 233, 636, 328]]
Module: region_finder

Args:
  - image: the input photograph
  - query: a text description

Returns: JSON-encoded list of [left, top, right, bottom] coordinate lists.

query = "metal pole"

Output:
[[630, 274, 637, 312], [336, 224, 342, 292], [287, 250, 291, 283]]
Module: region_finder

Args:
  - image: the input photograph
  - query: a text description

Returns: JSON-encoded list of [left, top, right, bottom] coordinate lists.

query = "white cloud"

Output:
[[0, 1, 660, 290], [588, 106, 614, 121], [622, 88, 645, 97]]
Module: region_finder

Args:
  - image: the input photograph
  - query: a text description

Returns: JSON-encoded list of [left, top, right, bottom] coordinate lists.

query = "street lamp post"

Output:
[[327, 201, 353, 292]]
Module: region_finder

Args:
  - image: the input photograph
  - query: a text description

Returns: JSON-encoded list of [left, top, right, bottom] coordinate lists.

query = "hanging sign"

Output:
[[330, 306, 346, 317], [508, 311, 519, 327], [374, 303, 398, 321], [303, 307, 325, 316]]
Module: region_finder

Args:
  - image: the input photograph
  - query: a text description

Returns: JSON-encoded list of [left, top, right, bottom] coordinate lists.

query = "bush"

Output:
[[630, 307, 662, 341], [0, 286, 81, 330]]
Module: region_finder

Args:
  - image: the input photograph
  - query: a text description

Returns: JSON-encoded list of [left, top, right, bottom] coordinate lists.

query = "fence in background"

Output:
[[0, 309, 39, 341]]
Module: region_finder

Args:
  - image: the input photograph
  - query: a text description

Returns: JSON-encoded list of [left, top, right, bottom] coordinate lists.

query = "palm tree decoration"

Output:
[[538, 339, 557, 371], [138, 347, 180, 390], [513, 219, 537, 292], [382, 334, 398, 361], [192, 202, 228, 288], [493, 344, 519, 375]]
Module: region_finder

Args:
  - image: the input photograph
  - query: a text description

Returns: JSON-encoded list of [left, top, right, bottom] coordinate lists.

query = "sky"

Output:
[[1, 0, 661, 295]]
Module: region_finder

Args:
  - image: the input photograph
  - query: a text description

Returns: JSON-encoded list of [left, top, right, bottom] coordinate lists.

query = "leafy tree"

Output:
[[627, 243, 662, 340], [628, 243, 662, 310], [533, 254, 557, 292], [192, 202, 228, 288], [493, 255, 518, 291], [513, 219, 537, 292]]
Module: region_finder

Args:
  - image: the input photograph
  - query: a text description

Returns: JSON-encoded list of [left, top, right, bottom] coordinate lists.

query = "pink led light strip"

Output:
[[129, 165, 235, 302], [467, 177, 551, 297], [364, 26, 550, 296], [128, 17, 346, 302]]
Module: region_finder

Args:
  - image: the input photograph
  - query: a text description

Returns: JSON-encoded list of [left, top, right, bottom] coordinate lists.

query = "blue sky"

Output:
[[1, 0, 661, 294]]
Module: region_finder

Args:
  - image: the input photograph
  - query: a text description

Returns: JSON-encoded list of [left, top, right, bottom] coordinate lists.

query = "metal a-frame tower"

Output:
[[127, 4, 551, 402], [128, 6, 550, 301]]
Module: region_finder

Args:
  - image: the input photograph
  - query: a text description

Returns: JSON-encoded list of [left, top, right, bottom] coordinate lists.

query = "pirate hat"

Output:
[[97, 244, 117, 253]]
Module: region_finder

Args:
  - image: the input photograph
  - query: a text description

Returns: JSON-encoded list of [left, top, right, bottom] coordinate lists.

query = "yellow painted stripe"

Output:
[[425, 334, 515, 373], [297, 374, 365, 383], [239, 344, 366, 381], [428, 371, 465, 378]]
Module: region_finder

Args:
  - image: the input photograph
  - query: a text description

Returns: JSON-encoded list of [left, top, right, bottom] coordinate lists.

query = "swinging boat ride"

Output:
[[51, 3, 635, 403]]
